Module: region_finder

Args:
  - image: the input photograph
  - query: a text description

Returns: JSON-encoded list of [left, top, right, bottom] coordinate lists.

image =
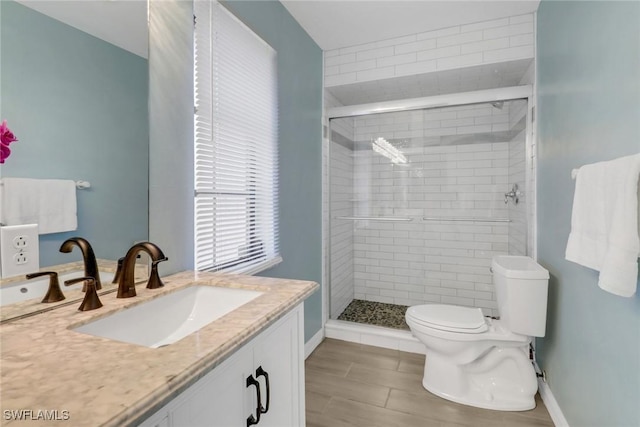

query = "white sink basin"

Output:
[[72, 285, 263, 348], [0, 271, 115, 306]]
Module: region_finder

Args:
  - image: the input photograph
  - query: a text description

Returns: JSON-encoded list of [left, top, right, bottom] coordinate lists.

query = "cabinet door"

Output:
[[136, 412, 169, 427], [171, 344, 253, 427], [137, 304, 304, 427], [251, 306, 304, 427]]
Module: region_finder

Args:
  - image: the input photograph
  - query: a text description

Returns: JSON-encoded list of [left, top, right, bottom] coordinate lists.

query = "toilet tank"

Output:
[[492, 256, 550, 337]]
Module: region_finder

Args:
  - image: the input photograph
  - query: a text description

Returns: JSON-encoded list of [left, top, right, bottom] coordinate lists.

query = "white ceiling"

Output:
[[281, 0, 540, 51], [16, 0, 540, 105], [16, 1, 540, 59], [15, 0, 148, 58]]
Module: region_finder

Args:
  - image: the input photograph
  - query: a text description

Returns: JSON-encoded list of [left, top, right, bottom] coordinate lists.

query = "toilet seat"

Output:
[[406, 304, 488, 334]]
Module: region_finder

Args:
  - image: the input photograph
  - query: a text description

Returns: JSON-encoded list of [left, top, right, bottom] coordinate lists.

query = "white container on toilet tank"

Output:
[[492, 255, 549, 337]]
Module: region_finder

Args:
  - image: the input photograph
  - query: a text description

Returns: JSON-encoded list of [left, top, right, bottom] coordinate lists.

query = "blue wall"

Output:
[[221, 0, 323, 342], [0, 1, 149, 266], [536, 1, 640, 425]]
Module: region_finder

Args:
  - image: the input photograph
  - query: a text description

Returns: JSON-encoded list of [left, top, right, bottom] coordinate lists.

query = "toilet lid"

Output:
[[406, 304, 488, 333]]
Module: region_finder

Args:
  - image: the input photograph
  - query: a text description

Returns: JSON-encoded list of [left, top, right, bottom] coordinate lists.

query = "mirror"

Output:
[[0, 0, 149, 267]]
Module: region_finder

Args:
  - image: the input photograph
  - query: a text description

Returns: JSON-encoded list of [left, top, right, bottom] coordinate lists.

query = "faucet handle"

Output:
[[65, 277, 103, 311], [504, 184, 521, 205], [26, 271, 66, 303], [112, 257, 125, 284], [146, 257, 168, 290]]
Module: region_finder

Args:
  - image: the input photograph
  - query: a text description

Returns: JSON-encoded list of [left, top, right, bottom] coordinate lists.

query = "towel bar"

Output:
[[335, 216, 511, 223], [335, 216, 413, 222], [0, 179, 90, 189], [423, 217, 511, 223]]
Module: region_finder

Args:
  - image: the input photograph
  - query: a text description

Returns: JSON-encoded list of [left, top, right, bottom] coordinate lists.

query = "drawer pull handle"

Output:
[[246, 374, 261, 426], [256, 366, 270, 414]]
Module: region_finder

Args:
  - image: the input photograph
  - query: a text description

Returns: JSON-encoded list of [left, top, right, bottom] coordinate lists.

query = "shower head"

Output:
[[491, 101, 504, 110]]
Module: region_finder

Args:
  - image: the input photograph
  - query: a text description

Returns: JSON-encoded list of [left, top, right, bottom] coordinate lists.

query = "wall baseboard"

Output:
[[324, 320, 425, 354], [537, 377, 570, 427], [304, 328, 325, 359]]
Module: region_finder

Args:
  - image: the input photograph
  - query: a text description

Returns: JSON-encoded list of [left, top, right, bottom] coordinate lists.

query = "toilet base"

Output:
[[422, 380, 536, 411], [422, 347, 538, 411]]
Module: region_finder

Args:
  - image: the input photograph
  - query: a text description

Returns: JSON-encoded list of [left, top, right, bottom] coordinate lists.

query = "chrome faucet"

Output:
[[59, 237, 101, 290], [117, 242, 168, 298]]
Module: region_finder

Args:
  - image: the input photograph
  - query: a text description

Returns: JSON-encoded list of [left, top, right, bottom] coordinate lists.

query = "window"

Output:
[[194, 1, 280, 274]]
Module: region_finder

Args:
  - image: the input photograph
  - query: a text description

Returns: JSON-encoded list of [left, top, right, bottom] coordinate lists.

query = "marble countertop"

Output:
[[0, 271, 318, 426]]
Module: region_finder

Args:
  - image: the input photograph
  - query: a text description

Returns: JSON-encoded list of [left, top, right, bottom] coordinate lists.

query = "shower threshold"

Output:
[[337, 299, 410, 330]]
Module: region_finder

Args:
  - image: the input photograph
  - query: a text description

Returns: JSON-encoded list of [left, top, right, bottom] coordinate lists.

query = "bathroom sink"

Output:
[[0, 271, 115, 306], [72, 285, 263, 348]]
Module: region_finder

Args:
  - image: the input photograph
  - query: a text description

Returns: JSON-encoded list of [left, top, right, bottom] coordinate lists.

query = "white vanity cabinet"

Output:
[[139, 304, 305, 427]]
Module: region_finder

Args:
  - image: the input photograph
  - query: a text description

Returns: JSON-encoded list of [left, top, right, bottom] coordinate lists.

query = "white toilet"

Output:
[[405, 255, 549, 411]]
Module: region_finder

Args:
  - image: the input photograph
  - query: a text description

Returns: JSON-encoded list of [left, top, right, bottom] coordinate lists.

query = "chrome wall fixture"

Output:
[[504, 183, 521, 205]]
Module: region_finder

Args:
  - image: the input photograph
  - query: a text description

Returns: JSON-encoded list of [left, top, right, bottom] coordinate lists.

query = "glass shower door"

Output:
[[328, 99, 530, 328]]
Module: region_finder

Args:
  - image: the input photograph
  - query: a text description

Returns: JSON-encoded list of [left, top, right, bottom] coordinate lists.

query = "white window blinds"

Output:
[[194, 0, 280, 274]]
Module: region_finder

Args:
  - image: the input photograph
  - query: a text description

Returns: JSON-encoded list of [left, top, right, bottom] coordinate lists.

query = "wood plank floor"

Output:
[[305, 338, 555, 427]]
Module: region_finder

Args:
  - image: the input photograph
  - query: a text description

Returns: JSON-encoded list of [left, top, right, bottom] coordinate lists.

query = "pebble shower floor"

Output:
[[337, 299, 410, 330]]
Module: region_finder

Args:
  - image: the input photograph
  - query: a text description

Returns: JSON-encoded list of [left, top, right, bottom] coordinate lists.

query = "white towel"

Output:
[[565, 153, 640, 297], [0, 177, 78, 234]]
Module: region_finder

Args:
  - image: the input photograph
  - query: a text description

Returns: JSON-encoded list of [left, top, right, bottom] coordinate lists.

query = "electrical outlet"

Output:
[[0, 224, 40, 279], [14, 253, 28, 265], [13, 235, 29, 249]]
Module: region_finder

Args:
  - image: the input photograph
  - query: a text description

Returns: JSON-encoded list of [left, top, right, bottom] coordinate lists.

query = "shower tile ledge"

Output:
[[325, 319, 426, 354]]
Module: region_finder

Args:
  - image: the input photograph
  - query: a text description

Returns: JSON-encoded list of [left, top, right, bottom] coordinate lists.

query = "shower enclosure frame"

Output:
[[323, 85, 537, 339]]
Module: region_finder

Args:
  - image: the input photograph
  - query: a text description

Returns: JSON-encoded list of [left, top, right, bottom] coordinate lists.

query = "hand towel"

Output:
[[565, 153, 640, 297], [0, 177, 78, 234]]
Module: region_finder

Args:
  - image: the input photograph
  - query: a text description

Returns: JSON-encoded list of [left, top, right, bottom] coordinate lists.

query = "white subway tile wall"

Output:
[[329, 100, 529, 317], [350, 143, 508, 316], [325, 14, 534, 87]]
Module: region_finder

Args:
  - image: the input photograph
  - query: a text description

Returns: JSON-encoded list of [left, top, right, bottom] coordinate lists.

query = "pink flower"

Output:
[[0, 142, 10, 164], [0, 120, 18, 145], [0, 120, 18, 163]]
